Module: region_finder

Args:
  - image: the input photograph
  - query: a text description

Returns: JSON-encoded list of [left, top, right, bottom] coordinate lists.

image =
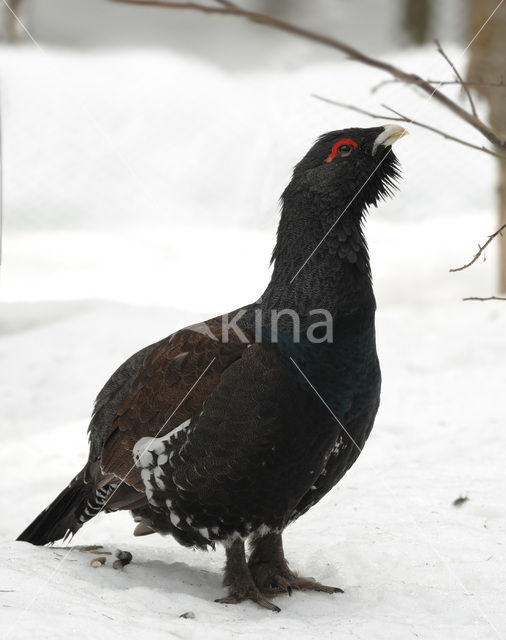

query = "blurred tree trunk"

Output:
[[403, 0, 431, 44], [5, 0, 23, 42], [468, 0, 506, 292]]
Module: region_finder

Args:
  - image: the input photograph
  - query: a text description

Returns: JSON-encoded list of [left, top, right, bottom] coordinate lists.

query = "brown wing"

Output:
[[100, 314, 250, 491]]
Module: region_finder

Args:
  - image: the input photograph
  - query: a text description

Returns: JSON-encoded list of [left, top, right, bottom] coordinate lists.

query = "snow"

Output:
[[1, 43, 505, 640]]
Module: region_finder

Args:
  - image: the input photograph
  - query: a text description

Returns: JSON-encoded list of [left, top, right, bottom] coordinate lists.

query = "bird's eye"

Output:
[[325, 137, 358, 163]]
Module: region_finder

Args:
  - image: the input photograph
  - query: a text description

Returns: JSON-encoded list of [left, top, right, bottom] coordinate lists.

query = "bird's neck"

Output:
[[262, 197, 375, 323], [255, 199, 377, 412]]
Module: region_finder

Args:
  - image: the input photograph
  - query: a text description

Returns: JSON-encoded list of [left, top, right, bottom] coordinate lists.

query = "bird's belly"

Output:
[[288, 401, 380, 524], [130, 399, 340, 547]]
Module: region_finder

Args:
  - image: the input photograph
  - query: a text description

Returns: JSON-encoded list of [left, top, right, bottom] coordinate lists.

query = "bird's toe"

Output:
[[288, 576, 344, 594], [215, 590, 281, 612], [253, 566, 343, 597]]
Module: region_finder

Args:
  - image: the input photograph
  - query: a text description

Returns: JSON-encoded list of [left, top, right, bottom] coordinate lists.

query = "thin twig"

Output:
[[312, 95, 506, 160], [435, 39, 477, 118], [110, 0, 506, 151], [213, 0, 236, 7], [463, 296, 506, 301], [372, 78, 506, 94], [450, 223, 506, 272]]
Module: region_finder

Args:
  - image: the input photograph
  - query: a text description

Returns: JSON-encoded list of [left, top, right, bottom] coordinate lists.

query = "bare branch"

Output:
[[435, 39, 477, 118], [312, 95, 506, 160], [113, 1, 209, 9], [463, 296, 506, 301], [110, 0, 506, 151], [372, 78, 506, 94], [450, 223, 506, 273]]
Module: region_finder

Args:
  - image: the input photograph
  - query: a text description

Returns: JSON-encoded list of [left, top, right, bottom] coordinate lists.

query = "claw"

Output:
[[295, 578, 343, 594], [311, 583, 344, 594]]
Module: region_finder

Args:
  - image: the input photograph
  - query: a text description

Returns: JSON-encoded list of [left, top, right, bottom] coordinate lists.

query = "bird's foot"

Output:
[[215, 587, 280, 612], [218, 538, 281, 612], [248, 532, 343, 599]]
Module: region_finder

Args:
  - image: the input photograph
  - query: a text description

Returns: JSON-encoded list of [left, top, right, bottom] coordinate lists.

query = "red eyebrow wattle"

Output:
[[325, 138, 358, 163]]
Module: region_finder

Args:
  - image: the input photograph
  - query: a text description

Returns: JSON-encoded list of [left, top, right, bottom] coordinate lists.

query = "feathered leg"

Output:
[[248, 532, 343, 596], [216, 538, 280, 612]]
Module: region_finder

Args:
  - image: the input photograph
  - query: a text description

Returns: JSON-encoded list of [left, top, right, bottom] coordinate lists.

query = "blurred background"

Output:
[[1, 2, 505, 638], [0, 0, 502, 310]]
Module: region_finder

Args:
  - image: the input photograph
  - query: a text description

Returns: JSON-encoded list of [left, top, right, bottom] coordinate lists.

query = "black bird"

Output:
[[17, 124, 406, 611]]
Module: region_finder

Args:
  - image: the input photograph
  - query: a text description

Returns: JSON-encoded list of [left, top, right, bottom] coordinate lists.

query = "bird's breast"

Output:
[[275, 313, 381, 420]]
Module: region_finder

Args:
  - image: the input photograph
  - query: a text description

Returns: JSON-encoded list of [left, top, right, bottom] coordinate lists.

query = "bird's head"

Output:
[[286, 124, 407, 212], [270, 124, 407, 284]]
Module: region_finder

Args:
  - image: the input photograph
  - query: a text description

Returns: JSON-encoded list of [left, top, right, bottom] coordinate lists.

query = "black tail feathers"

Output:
[[17, 468, 114, 546]]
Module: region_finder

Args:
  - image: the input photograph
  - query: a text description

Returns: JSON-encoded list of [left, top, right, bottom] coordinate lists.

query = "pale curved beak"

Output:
[[372, 124, 408, 156]]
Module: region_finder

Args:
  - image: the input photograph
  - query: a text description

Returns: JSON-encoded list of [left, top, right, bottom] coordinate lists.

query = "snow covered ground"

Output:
[[1, 44, 505, 640]]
